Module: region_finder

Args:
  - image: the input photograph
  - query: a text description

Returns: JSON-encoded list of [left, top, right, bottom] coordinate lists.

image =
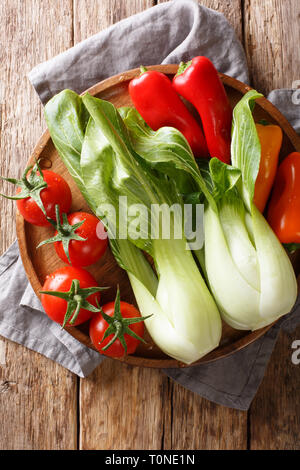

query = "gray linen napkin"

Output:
[[1, 0, 299, 409]]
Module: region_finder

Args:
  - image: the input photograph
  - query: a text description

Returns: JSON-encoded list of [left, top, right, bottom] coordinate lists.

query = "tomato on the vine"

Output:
[[38, 206, 108, 267], [0, 161, 72, 226], [55, 211, 108, 267], [89, 289, 150, 358], [40, 266, 105, 327]]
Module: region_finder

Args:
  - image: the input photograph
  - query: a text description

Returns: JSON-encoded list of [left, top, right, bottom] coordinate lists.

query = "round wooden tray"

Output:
[[16, 65, 300, 368]]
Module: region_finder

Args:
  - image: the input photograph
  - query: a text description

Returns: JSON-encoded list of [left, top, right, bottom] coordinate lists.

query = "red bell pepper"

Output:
[[128, 67, 208, 158], [173, 56, 232, 164], [268, 152, 300, 244]]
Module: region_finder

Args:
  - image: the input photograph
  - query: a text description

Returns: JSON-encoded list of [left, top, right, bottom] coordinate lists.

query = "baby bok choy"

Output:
[[44, 90, 221, 364], [201, 90, 297, 330]]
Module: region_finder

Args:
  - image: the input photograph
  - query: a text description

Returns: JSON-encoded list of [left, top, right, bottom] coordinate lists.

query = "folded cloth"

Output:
[[0, 241, 103, 376], [29, 0, 249, 104], [0, 0, 299, 408]]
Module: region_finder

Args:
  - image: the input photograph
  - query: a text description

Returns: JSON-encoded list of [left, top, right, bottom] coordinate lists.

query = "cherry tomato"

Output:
[[89, 300, 145, 357], [41, 266, 101, 327], [54, 212, 108, 267], [17, 170, 72, 226]]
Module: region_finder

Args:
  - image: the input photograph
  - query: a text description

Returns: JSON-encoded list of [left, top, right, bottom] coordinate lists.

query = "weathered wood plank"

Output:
[[0, 344, 77, 450], [249, 326, 300, 449], [0, 0, 78, 450], [79, 360, 168, 449], [73, 0, 155, 43], [244, 0, 300, 94], [169, 383, 247, 450], [74, 0, 169, 451], [244, 0, 300, 450]]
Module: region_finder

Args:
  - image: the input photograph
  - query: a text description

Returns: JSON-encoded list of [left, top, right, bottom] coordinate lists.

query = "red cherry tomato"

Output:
[[54, 212, 108, 267], [41, 266, 101, 326], [17, 170, 72, 226], [90, 301, 144, 357]]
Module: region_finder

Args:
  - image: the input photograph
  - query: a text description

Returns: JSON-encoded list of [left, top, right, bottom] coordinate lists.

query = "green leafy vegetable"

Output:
[[44, 90, 95, 211], [80, 93, 221, 363], [201, 91, 297, 330], [144, 88, 297, 331], [44, 90, 222, 364], [44, 85, 296, 359], [231, 89, 262, 209], [45, 90, 157, 297]]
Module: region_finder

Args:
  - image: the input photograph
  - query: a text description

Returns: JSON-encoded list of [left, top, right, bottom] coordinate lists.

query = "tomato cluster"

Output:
[[1, 161, 146, 357]]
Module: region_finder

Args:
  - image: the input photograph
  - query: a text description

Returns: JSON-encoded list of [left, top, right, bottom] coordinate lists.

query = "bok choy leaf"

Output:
[[44, 90, 222, 364], [202, 91, 297, 330], [81, 93, 221, 363], [45, 90, 157, 298], [44, 90, 93, 209]]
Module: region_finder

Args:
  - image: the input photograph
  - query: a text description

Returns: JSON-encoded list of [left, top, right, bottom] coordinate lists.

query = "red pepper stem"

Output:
[[258, 119, 270, 126], [139, 65, 147, 75], [175, 60, 192, 77]]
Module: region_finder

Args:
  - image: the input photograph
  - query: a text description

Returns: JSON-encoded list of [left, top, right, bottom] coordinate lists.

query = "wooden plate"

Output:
[[16, 65, 300, 368]]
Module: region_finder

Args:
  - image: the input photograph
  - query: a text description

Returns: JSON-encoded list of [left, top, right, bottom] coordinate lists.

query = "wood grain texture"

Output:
[[249, 326, 300, 450], [0, 344, 77, 450], [73, 0, 155, 43], [244, 0, 300, 94], [79, 360, 167, 449], [0, 0, 73, 254], [157, 0, 243, 41], [244, 0, 300, 451], [0, 0, 77, 450], [166, 383, 247, 450]]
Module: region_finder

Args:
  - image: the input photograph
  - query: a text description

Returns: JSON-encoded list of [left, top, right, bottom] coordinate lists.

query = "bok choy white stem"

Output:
[[202, 91, 297, 330]]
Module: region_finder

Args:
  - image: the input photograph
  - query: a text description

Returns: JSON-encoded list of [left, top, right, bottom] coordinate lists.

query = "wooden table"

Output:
[[0, 0, 299, 450]]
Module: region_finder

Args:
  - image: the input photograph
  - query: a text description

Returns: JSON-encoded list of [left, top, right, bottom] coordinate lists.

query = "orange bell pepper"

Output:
[[253, 122, 283, 212], [268, 152, 300, 244]]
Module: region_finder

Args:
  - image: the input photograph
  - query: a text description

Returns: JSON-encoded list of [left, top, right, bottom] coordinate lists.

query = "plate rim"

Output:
[[16, 64, 300, 369]]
